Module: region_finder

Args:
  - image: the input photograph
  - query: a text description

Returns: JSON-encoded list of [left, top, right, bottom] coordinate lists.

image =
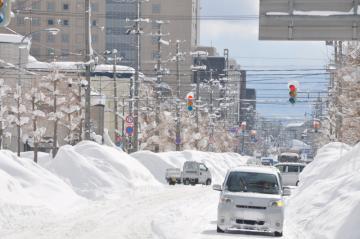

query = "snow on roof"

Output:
[[280, 152, 300, 157], [229, 165, 279, 175], [26, 55, 135, 74], [0, 33, 29, 44], [285, 122, 304, 128]]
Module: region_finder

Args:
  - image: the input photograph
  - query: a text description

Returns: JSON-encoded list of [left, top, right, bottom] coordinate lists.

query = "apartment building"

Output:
[[1, 0, 106, 62], [106, 0, 200, 97]]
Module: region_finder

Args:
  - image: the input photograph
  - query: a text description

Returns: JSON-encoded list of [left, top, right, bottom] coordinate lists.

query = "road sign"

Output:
[[126, 126, 134, 136], [175, 137, 181, 145], [259, 0, 360, 41], [125, 115, 134, 124]]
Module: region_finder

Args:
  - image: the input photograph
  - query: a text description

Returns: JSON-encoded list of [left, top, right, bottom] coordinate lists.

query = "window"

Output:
[[199, 164, 207, 171], [226, 172, 280, 195], [32, 17, 41, 26], [152, 21, 160, 29], [47, 2, 55, 12], [287, 165, 299, 173], [300, 166, 305, 172], [16, 16, 25, 26], [32, 32, 41, 42], [31, 1, 41, 10], [48, 19, 54, 25], [92, 20, 97, 27], [47, 48, 55, 56], [91, 3, 98, 12], [63, 3, 69, 10], [17, 1, 26, 9], [276, 165, 286, 173], [62, 19, 69, 26], [152, 51, 159, 60], [61, 49, 69, 56], [152, 4, 160, 13], [92, 34, 98, 43], [61, 33, 69, 43], [47, 33, 55, 43], [152, 36, 160, 44]]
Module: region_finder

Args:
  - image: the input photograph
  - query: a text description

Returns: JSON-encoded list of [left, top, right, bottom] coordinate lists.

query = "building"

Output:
[[106, 0, 200, 97], [1, 0, 106, 62], [0, 34, 135, 152]]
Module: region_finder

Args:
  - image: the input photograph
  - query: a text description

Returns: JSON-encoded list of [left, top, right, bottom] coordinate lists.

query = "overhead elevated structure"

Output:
[[259, 0, 360, 40]]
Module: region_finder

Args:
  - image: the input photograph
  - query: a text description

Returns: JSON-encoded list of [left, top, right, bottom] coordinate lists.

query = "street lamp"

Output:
[[16, 28, 60, 156]]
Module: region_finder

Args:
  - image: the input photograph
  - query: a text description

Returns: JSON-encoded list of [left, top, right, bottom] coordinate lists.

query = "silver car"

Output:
[[213, 166, 288, 237]]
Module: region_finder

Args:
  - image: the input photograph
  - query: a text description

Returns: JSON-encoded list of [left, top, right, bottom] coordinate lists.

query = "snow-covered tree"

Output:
[[0, 79, 10, 149], [25, 87, 46, 163], [7, 84, 30, 156], [59, 78, 82, 145], [40, 68, 66, 157]]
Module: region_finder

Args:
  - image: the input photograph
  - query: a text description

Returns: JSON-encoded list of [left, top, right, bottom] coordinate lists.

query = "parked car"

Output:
[[165, 168, 182, 185], [275, 162, 306, 186], [261, 157, 274, 166], [182, 161, 212, 186], [213, 166, 288, 237]]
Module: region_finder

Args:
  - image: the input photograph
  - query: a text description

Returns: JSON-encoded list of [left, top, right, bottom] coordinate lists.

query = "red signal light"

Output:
[[289, 85, 296, 91]]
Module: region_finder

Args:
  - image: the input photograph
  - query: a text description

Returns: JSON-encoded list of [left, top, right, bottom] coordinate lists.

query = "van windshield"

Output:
[[225, 172, 280, 195]]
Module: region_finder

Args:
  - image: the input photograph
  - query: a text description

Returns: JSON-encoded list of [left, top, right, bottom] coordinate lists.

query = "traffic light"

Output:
[[0, 0, 12, 27], [288, 84, 297, 104], [187, 95, 193, 111]]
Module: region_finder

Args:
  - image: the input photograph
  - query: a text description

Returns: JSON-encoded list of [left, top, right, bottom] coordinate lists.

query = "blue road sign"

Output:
[[126, 126, 134, 136]]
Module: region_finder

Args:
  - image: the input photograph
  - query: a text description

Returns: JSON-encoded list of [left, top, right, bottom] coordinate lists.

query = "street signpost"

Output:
[[126, 126, 134, 136], [125, 115, 134, 124]]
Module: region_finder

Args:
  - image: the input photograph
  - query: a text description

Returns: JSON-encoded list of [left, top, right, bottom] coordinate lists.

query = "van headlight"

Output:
[[220, 196, 233, 204], [270, 200, 284, 207]]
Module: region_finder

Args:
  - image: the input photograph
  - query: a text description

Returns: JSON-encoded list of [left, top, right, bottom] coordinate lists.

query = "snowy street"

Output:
[[1, 186, 293, 239]]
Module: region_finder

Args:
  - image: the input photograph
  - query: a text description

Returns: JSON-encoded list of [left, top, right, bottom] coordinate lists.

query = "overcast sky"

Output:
[[200, 0, 331, 120]]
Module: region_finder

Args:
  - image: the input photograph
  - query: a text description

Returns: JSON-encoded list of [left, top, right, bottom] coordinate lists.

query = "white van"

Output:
[[213, 166, 287, 237], [275, 163, 306, 186], [182, 161, 212, 185]]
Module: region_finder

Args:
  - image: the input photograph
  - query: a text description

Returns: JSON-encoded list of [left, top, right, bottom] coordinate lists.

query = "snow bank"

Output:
[[132, 150, 250, 184], [0, 150, 83, 211], [286, 142, 360, 239], [43, 141, 160, 200]]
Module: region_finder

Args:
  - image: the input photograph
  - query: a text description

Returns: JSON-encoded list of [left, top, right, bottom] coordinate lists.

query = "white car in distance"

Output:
[[275, 163, 306, 186], [213, 166, 289, 237]]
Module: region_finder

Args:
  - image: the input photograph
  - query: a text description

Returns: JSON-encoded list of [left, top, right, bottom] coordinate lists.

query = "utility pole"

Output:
[[112, 49, 119, 140], [195, 55, 201, 131], [84, 0, 91, 140], [208, 69, 215, 152], [175, 41, 181, 151], [155, 23, 162, 153], [224, 49, 229, 127]]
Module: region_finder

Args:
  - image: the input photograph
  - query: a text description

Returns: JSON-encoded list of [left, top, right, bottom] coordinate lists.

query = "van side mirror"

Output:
[[282, 187, 291, 196], [213, 184, 222, 191]]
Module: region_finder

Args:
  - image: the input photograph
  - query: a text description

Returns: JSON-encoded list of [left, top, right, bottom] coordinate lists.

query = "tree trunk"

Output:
[[52, 81, 58, 158]]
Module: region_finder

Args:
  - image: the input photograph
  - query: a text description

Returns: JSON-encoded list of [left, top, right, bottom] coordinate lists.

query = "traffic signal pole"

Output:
[[175, 41, 181, 151], [84, 0, 91, 140]]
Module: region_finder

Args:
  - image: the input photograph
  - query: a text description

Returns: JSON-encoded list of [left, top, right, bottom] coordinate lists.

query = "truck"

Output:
[[165, 168, 182, 185], [278, 152, 300, 163], [182, 161, 212, 186]]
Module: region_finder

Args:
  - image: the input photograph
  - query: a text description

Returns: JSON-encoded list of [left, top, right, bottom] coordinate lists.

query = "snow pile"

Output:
[[0, 150, 83, 211], [286, 142, 360, 239], [132, 150, 250, 184], [43, 141, 160, 200]]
